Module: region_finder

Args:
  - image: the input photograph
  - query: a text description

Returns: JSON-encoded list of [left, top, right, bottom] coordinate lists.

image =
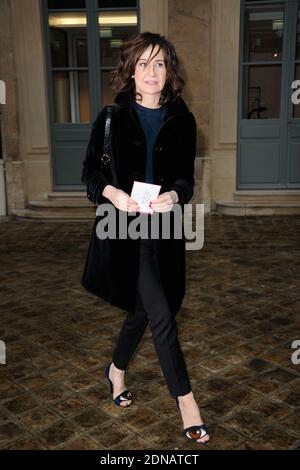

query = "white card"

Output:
[[130, 181, 161, 214]]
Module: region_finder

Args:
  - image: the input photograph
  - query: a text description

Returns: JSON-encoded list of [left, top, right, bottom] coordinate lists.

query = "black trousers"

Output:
[[112, 236, 192, 398]]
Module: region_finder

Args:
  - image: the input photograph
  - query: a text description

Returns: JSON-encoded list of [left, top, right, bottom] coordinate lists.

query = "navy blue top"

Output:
[[133, 101, 167, 184]]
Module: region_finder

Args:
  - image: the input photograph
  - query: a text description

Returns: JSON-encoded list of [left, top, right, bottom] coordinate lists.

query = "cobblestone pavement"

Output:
[[0, 214, 300, 450]]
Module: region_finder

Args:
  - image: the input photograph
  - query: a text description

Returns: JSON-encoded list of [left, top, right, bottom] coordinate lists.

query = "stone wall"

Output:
[[0, 0, 24, 214], [168, 0, 212, 212], [209, 0, 240, 210]]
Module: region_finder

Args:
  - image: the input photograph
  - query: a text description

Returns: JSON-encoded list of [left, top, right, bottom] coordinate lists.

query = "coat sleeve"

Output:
[[81, 105, 112, 205], [169, 112, 197, 209]]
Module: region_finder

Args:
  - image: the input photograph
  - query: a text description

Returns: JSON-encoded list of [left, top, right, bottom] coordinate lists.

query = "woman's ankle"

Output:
[[111, 362, 126, 374], [178, 391, 193, 402]]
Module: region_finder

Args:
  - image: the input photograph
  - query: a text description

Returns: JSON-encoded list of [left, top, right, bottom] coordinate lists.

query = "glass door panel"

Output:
[[244, 5, 284, 62], [243, 64, 282, 118], [48, 0, 86, 8], [98, 0, 137, 7], [98, 8, 138, 103], [243, 3, 284, 119], [49, 12, 90, 123]]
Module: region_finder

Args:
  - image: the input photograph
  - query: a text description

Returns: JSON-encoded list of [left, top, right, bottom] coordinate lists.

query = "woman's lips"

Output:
[[145, 81, 158, 84]]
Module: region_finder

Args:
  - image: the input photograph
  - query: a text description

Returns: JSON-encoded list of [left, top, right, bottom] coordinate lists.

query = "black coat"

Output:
[[80, 90, 197, 315]]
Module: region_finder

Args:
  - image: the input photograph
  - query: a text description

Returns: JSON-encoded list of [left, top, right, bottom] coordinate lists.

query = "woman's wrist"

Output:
[[102, 184, 115, 200], [170, 190, 179, 204]]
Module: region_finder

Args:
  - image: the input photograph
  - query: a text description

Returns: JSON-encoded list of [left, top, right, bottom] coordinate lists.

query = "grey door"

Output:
[[287, 0, 300, 186], [42, 0, 139, 190], [237, 0, 300, 188]]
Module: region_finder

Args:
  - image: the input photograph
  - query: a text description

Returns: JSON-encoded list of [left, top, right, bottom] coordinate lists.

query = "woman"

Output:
[[81, 32, 209, 445]]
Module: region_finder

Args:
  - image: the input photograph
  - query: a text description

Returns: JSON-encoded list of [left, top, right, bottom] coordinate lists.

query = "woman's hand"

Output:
[[102, 185, 139, 212], [149, 190, 179, 213]]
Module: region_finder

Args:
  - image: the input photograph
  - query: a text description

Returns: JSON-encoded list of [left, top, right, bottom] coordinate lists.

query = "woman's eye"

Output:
[[138, 62, 164, 67]]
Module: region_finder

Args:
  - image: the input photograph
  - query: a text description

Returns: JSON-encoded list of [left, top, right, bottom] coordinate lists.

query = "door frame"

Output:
[[41, 0, 140, 190], [237, 0, 300, 189]]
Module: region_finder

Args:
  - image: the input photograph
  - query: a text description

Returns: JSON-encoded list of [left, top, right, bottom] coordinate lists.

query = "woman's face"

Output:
[[133, 45, 167, 101]]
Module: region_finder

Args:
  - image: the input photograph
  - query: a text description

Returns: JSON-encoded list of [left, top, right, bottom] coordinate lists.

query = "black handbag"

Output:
[[99, 104, 118, 187], [84, 104, 118, 204]]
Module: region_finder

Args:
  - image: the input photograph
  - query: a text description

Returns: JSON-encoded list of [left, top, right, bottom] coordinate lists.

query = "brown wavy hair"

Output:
[[110, 32, 185, 106]]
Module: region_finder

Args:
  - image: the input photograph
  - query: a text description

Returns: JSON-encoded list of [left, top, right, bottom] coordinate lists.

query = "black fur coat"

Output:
[[80, 90, 197, 315]]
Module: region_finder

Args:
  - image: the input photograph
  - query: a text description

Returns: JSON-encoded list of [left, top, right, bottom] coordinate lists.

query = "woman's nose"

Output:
[[147, 63, 156, 76]]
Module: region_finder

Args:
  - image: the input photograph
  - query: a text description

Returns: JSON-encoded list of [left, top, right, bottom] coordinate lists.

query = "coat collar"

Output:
[[113, 89, 191, 117]]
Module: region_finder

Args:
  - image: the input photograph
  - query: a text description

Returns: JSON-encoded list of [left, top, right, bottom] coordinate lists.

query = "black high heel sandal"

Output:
[[104, 362, 134, 407], [175, 396, 209, 445]]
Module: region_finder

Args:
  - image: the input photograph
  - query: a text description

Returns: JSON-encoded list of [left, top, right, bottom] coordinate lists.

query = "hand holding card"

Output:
[[130, 181, 161, 214]]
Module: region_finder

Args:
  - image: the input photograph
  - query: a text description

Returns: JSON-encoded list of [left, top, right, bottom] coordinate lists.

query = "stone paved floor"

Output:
[[0, 214, 300, 450]]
